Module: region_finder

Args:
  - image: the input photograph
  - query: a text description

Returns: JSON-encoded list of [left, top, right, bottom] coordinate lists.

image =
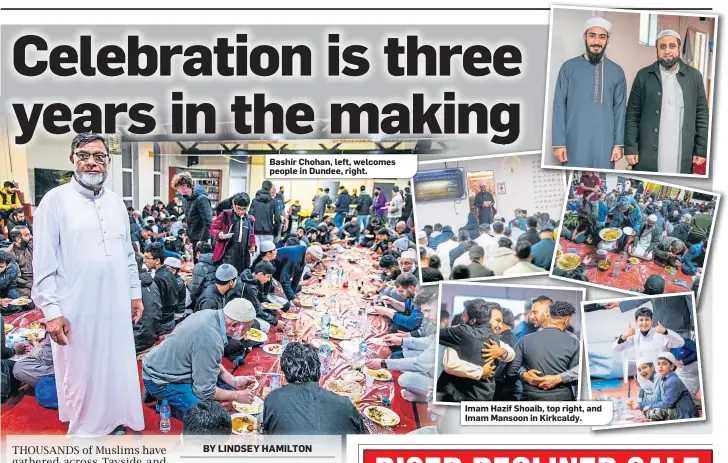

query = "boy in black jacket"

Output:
[[144, 243, 178, 335], [239, 261, 280, 330]]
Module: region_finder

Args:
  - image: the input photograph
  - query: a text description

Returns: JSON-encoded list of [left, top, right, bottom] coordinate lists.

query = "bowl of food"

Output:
[[597, 260, 611, 272], [230, 413, 257, 435], [629, 257, 640, 265], [556, 253, 581, 272], [233, 396, 264, 415], [245, 328, 268, 343], [599, 228, 623, 242]]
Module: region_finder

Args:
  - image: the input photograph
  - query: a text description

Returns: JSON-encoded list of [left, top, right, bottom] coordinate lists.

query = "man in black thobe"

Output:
[[474, 185, 495, 225]]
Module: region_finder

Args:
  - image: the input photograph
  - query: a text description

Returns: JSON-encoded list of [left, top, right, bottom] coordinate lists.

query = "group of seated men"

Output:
[[418, 210, 559, 282]]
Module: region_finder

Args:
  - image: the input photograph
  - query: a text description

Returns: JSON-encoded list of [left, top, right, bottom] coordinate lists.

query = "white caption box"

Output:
[[265, 154, 418, 179], [460, 401, 613, 426]]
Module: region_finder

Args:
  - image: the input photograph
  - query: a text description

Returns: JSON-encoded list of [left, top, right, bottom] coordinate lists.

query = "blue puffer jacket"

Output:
[[0, 262, 20, 300]]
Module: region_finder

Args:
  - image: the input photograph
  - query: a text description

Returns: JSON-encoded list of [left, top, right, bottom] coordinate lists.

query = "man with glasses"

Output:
[[31, 133, 144, 436]]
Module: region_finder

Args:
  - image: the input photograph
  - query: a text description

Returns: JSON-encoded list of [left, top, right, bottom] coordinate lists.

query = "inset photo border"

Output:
[[433, 281, 585, 407], [549, 171, 719, 303], [582, 292, 705, 430], [413, 151, 567, 285], [542, 5, 718, 178]]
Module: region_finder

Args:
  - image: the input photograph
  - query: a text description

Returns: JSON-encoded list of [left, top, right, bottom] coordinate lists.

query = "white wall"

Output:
[[415, 153, 565, 231], [543, 9, 705, 169]]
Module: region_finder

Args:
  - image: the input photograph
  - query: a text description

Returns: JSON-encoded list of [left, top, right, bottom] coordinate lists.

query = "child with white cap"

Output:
[[631, 352, 698, 421]]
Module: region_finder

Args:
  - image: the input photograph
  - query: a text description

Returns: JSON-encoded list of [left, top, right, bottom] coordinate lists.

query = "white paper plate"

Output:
[[246, 328, 268, 343], [233, 397, 264, 415], [263, 344, 283, 355], [365, 368, 393, 381], [230, 413, 258, 434], [363, 406, 400, 427]]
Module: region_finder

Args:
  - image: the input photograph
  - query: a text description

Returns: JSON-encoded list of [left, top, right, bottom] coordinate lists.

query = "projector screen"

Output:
[[412, 167, 467, 203]]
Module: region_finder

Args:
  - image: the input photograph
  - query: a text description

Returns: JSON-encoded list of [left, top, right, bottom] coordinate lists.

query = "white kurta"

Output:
[[657, 64, 685, 173], [31, 177, 144, 436], [612, 327, 684, 389]]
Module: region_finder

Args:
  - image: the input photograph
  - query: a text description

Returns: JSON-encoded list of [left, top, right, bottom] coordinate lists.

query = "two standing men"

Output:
[[552, 18, 709, 174]]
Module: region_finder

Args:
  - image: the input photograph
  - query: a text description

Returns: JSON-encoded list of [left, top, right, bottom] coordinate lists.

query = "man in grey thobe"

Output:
[[552, 17, 626, 169]]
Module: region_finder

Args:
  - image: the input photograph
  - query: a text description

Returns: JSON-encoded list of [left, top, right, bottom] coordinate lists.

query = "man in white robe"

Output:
[[32, 133, 144, 436]]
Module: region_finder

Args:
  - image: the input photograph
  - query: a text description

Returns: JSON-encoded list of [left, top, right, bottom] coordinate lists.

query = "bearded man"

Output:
[[552, 17, 627, 169], [625, 29, 709, 174], [32, 133, 144, 436]]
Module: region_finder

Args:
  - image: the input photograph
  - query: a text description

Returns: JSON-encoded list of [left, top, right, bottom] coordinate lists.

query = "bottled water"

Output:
[[319, 344, 332, 374], [321, 309, 331, 340], [270, 373, 281, 391], [281, 335, 289, 353], [313, 295, 320, 309], [337, 268, 344, 287], [257, 404, 265, 435], [159, 399, 171, 433]]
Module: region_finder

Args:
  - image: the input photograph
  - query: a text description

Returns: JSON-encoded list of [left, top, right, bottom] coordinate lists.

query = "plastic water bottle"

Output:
[[319, 344, 331, 374], [159, 399, 171, 433], [270, 373, 281, 391], [358, 339, 368, 365], [612, 261, 620, 278], [281, 334, 289, 353], [257, 403, 265, 435], [337, 268, 344, 287], [321, 309, 331, 340], [313, 295, 320, 309]]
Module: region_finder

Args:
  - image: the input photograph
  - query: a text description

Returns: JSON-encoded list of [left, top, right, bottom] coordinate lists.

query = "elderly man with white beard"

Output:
[[32, 133, 145, 436]]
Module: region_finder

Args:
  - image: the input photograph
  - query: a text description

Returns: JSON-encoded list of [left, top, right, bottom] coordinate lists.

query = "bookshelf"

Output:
[[168, 167, 223, 209]]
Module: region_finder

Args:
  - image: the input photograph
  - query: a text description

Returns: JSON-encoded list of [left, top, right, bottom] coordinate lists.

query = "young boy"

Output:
[[144, 243, 178, 334], [633, 352, 698, 421]]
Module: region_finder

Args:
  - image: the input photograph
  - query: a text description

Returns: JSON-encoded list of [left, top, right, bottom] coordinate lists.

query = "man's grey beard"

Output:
[[75, 168, 107, 189], [659, 56, 680, 70], [584, 41, 606, 64]]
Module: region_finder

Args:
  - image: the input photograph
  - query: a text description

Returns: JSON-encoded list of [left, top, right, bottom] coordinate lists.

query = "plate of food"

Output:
[[299, 300, 314, 308], [301, 288, 318, 295], [310, 338, 336, 350], [10, 298, 31, 306], [368, 337, 386, 346], [4, 324, 13, 334], [261, 302, 283, 310], [313, 271, 327, 277], [599, 228, 623, 242], [165, 236, 177, 241], [665, 265, 677, 276], [329, 325, 348, 340], [263, 344, 282, 355], [233, 396, 264, 415], [365, 368, 393, 381], [597, 260, 611, 272], [341, 369, 366, 382], [556, 253, 581, 272], [326, 380, 364, 398], [363, 406, 400, 427], [629, 257, 640, 265], [230, 413, 257, 434], [282, 312, 300, 320], [246, 328, 268, 343]]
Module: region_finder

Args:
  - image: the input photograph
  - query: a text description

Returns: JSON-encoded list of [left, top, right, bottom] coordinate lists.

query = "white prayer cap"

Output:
[[657, 352, 677, 365], [401, 250, 417, 261], [306, 245, 324, 261], [259, 241, 276, 253], [164, 257, 181, 269], [584, 17, 612, 34], [657, 29, 681, 42], [223, 298, 256, 323], [637, 356, 654, 367], [417, 230, 428, 241], [648, 214, 658, 223]]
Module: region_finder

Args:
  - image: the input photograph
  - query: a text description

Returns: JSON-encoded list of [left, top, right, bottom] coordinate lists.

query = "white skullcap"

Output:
[[223, 298, 256, 323], [648, 214, 658, 222], [417, 230, 428, 241], [164, 257, 181, 269], [657, 29, 681, 42], [259, 241, 276, 253], [637, 356, 654, 367], [401, 250, 417, 261], [584, 17, 612, 34], [657, 352, 677, 365], [307, 245, 324, 261]]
